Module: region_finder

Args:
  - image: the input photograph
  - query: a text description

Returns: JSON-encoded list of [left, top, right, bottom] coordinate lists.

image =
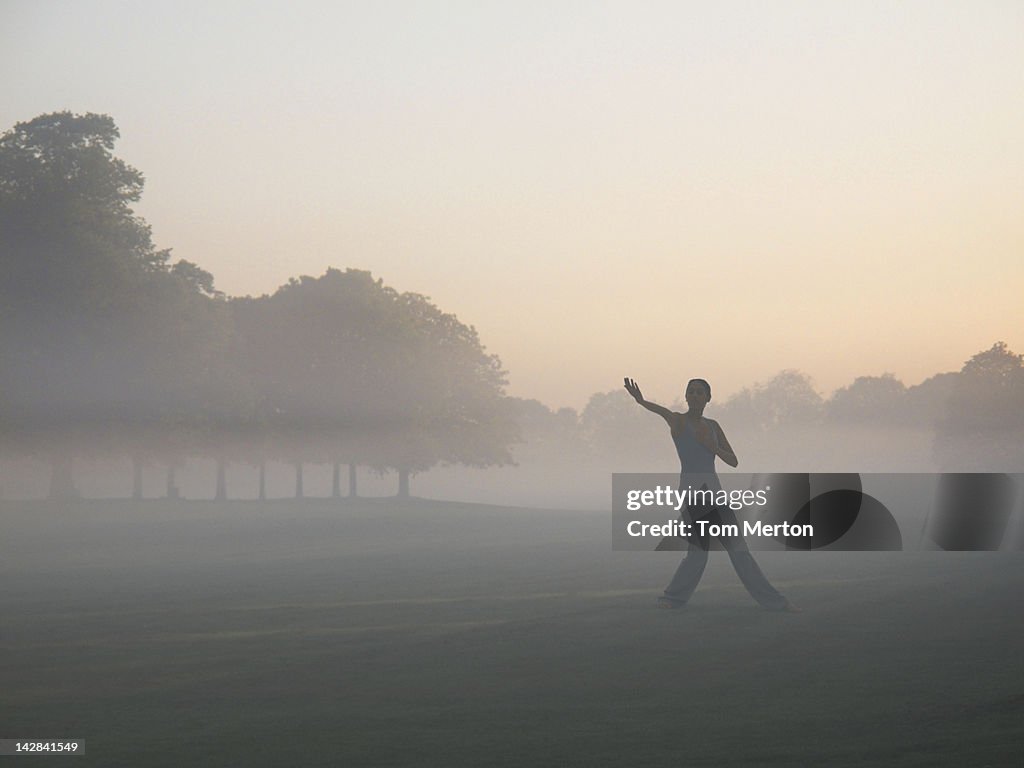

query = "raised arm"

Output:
[[624, 378, 674, 422]]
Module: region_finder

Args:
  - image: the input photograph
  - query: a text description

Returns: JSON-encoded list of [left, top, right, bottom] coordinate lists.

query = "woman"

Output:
[[624, 377, 799, 612]]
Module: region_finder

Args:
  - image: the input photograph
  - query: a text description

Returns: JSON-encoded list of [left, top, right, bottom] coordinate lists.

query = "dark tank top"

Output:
[[672, 416, 721, 492]]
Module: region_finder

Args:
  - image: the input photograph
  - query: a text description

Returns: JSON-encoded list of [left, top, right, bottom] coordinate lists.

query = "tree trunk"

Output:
[[397, 468, 410, 498], [132, 456, 144, 500], [332, 462, 342, 498], [294, 462, 304, 499], [49, 451, 76, 500], [215, 458, 227, 501], [166, 465, 179, 499], [258, 460, 266, 501], [348, 463, 358, 498]]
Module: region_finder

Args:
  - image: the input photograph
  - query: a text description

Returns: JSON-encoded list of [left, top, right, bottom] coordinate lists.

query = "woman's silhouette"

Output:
[[624, 377, 799, 612]]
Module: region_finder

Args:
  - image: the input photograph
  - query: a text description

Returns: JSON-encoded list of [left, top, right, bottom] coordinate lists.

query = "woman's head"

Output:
[[685, 378, 712, 408]]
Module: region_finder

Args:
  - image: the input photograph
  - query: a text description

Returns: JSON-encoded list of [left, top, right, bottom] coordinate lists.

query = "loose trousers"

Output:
[[663, 504, 789, 610]]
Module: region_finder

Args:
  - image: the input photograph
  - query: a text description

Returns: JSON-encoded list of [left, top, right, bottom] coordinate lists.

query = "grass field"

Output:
[[2, 498, 1023, 767]]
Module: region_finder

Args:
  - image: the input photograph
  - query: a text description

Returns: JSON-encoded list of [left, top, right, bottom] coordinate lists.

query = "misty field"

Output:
[[2, 498, 1022, 767]]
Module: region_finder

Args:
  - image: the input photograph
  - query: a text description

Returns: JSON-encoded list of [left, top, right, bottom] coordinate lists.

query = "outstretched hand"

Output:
[[623, 377, 644, 404]]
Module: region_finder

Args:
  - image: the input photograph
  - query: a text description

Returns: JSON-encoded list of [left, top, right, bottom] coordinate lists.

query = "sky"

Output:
[[3, 1, 1023, 410]]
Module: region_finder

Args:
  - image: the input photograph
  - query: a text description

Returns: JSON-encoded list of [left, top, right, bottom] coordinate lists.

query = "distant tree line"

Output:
[[559, 347, 1023, 472], [2, 112, 1020, 499], [0, 113, 515, 499]]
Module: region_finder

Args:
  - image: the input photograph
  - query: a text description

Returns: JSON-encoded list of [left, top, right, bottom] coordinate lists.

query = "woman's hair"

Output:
[[687, 378, 712, 400]]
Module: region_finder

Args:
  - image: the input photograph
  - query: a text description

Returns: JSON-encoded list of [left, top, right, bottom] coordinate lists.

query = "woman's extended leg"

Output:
[[661, 506, 711, 605], [716, 507, 793, 611]]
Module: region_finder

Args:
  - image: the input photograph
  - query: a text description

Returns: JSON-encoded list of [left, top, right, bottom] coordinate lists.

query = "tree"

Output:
[[934, 342, 1024, 470], [0, 112, 238, 497], [231, 269, 517, 498], [369, 286, 517, 496], [579, 389, 665, 459], [232, 269, 411, 497], [506, 398, 578, 446], [718, 370, 823, 432], [825, 374, 906, 424], [904, 372, 958, 428]]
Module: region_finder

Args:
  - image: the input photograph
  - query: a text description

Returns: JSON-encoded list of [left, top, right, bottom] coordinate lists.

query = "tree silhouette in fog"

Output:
[[579, 389, 666, 460], [230, 269, 516, 498], [4, 111, 1020, 496], [716, 370, 823, 432], [934, 342, 1024, 471], [507, 398, 578, 446], [0, 112, 516, 499], [0, 112, 237, 498], [825, 374, 906, 424]]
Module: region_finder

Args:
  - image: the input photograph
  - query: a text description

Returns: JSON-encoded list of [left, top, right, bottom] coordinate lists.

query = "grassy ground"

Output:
[[2, 498, 1022, 767]]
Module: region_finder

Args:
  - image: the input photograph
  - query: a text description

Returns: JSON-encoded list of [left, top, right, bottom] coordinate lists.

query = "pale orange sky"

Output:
[[4, 1, 1022, 409]]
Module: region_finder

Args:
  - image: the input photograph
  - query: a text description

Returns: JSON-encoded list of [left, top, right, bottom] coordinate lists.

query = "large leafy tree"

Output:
[[232, 269, 516, 498], [378, 288, 516, 495], [231, 269, 407, 497], [0, 112, 235, 497]]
